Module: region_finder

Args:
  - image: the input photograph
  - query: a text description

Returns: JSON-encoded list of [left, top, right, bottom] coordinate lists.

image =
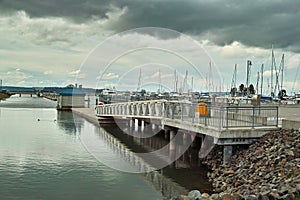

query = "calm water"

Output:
[[0, 95, 163, 200]]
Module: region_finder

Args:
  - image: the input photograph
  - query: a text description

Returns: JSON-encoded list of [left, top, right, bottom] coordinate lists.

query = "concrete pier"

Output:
[[223, 145, 233, 163], [77, 98, 283, 164]]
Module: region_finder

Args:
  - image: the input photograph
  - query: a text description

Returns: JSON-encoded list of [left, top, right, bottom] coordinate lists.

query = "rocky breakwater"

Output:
[[200, 129, 300, 200]]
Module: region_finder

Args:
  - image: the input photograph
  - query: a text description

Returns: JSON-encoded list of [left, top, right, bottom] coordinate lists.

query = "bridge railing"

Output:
[[95, 100, 278, 130]]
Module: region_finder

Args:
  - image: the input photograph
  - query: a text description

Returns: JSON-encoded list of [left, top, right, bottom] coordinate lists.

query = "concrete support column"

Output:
[[223, 145, 233, 164], [128, 119, 134, 135], [169, 129, 176, 166], [152, 123, 158, 131], [128, 118, 133, 128], [134, 118, 139, 132], [165, 129, 170, 140], [141, 120, 145, 132], [191, 135, 197, 148], [137, 119, 143, 132], [183, 132, 188, 146], [169, 130, 175, 147], [143, 121, 150, 136]]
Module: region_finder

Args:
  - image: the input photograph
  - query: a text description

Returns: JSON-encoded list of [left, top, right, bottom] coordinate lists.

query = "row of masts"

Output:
[[137, 68, 194, 94], [231, 47, 285, 97], [136, 47, 286, 96]]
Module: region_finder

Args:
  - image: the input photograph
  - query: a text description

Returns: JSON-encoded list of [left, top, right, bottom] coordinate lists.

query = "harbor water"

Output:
[[0, 95, 211, 200]]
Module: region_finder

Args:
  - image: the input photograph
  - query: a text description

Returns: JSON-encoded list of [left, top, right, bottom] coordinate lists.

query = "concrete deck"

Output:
[[71, 107, 100, 125], [278, 105, 300, 130]]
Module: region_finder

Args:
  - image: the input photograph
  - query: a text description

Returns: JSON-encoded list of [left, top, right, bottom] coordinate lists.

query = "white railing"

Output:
[[96, 100, 279, 129]]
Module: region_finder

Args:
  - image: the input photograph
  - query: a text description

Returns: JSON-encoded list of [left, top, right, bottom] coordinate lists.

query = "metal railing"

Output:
[[95, 100, 279, 130]]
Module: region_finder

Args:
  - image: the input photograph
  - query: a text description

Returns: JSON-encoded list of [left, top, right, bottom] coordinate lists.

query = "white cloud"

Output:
[[0, 10, 121, 48], [218, 41, 269, 59], [263, 70, 273, 77], [102, 72, 119, 80], [0, 69, 32, 86], [68, 69, 86, 79], [44, 70, 53, 75]]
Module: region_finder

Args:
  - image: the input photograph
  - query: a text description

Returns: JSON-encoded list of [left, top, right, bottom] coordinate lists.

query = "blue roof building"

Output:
[[57, 88, 85, 110]]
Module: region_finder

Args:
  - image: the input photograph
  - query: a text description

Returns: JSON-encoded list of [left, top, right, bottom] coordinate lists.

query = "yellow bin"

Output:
[[197, 102, 208, 116]]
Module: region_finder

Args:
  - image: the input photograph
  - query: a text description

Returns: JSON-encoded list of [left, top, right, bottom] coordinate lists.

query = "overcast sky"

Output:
[[0, 0, 299, 94]]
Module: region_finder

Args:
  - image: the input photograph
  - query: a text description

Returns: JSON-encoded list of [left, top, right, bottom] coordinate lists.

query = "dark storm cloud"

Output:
[[1, 0, 300, 52], [0, 0, 112, 22]]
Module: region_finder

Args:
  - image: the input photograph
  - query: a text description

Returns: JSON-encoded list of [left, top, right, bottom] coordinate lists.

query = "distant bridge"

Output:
[[95, 100, 279, 162], [1, 86, 37, 97]]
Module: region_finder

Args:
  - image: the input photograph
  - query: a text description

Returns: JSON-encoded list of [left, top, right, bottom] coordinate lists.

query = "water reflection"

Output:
[[85, 125, 188, 198], [100, 123, 212, 194], [0, 107, 163, 200], [56, 111, 84, 135]]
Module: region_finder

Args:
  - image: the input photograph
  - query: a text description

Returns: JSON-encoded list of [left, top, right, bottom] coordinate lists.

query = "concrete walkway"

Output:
[[72, 107, 100, 126], [278, 105, 300, 130]]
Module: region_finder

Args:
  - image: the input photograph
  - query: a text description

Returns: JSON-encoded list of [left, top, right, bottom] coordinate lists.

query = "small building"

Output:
[[57, 88, 85, 110]]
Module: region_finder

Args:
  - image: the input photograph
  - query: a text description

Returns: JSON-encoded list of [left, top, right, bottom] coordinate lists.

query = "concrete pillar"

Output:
[[137, 119, 142, 132], [183, 132, 188, 146], [143, 121, 150, 136], [128, 119, 133, 128], [223, 145, 233, 164], [152, 123, 158, 131], [191, 135, 197, 148], [141, 120, 145, 132], [138, 119, 142, 126], [128, 119, 134, 135], [165, 129, 170, 140], [134, 119, 139, 132], [169, 129, 176, 166]]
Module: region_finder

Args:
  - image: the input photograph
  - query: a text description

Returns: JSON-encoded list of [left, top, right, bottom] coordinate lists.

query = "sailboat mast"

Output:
[[271, 45, 274, 96], [246, 60, 252, 95], [137, 67, 142, 92], [231, 64, 237, 89], [191, 77, 193, 93], [158, 68, 161, 93], [260, 64, 264, 95], [256, 71, 260, 94], [281, 54, 284, 93], [174, 70, 177, 93], [209, 61, 212, 92]]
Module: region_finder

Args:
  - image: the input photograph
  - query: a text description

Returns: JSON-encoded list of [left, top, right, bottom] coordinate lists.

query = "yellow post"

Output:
[[197, 102, 208, 116]]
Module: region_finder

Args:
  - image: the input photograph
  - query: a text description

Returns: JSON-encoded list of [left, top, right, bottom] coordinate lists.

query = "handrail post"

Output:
[[192, 103, 195, 123], [171, 103, 174, 119], [252, 106, 255, 128], [180, 103, 183, 120], [276, 106, 279, 127], [226, 106, 228, 129], [162, 102, 165, 118]]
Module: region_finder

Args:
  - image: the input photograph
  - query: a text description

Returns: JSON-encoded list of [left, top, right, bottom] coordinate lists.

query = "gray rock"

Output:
[[280, 193, 294, 200], [268, 192, 279, 199], [231, 193, 243, 200], [177, 195, 192, 200], [264, 174, 271, 179], [245, 195, 257, 200], [221, 193, 234, 200], [210, 194, 220, 200]]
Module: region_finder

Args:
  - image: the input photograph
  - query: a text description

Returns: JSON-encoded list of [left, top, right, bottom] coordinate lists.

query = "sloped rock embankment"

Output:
[[177, 130, 300, 200]]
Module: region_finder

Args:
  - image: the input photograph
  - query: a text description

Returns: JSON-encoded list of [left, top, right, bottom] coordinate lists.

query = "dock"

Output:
[[71, 101, 300, 163]]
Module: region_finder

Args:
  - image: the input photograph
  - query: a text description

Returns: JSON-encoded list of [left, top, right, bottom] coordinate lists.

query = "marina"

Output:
[[0, 95, 214, 199]]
